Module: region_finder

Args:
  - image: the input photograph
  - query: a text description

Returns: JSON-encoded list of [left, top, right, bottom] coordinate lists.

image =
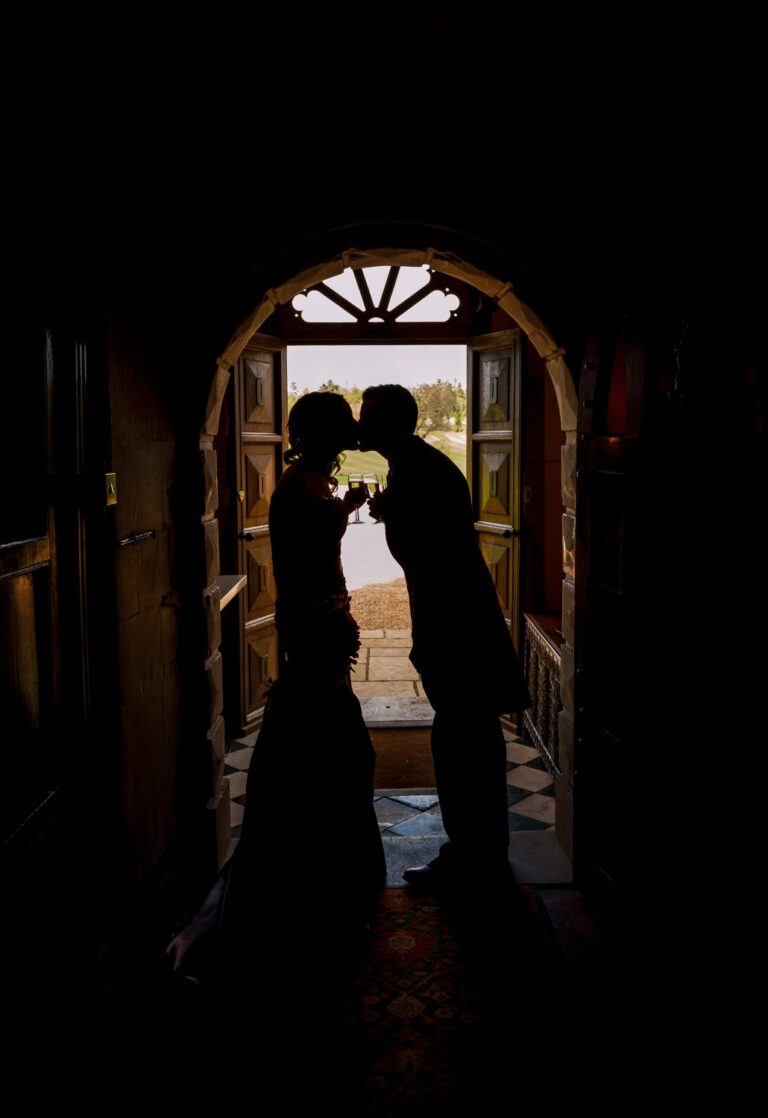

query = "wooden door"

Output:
[[3, 277, 120, 1039], [235, 334, 286, 730], [1, 307, 106, 857], [1, 325, 62, 852], [467, 330, 524, 650]]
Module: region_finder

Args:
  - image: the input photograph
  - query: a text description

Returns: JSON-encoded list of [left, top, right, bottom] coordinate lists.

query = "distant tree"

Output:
[[344, 384, 363, 418], [449, 380, 467, 431], [289, 380, 366, 418], [287, 381, 308, 412], [413, 379, 467, 435], [287, 380, 468, 430]]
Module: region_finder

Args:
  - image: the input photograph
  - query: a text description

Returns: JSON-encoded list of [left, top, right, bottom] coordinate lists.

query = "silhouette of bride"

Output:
[[167, 392, 386, 984]]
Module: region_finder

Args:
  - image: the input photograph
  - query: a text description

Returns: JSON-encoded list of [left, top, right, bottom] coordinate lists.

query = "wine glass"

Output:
[[346, 475, 368, 522], [348, 476, 369, 497], [365, 474, 386, 523]]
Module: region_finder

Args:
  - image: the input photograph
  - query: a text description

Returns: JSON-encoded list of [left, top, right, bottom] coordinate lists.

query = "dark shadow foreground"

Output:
[[91, 872, 625, 1112]]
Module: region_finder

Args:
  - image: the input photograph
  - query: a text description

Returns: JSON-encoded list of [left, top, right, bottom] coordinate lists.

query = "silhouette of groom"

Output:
[[358, 384, 532, 888]]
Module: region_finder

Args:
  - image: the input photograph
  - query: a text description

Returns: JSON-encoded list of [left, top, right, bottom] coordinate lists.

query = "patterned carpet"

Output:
[[95, 864, 585, 1110], [323, 883, 562, 1115]]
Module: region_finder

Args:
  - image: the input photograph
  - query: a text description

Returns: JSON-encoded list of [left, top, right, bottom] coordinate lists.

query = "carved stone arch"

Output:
[[205, 247, 577, 436]]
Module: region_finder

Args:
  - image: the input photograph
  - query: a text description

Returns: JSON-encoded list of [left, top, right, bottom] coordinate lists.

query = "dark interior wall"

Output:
[[577, 298, 766, 900], [107, 272, 185, 891]]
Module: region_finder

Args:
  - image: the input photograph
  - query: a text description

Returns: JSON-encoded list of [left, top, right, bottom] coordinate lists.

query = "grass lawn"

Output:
[[338, 435, 466, 483], [339, 449, 389, 481]]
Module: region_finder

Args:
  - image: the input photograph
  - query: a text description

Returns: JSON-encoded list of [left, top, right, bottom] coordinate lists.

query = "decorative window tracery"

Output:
[[291, 266, 461, 325]]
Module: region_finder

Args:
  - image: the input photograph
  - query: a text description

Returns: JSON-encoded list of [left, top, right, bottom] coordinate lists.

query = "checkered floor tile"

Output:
[[222, 727, 555, 869]]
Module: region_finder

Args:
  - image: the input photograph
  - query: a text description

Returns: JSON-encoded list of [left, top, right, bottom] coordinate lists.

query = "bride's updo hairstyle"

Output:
[[284, 391, 360, 487]]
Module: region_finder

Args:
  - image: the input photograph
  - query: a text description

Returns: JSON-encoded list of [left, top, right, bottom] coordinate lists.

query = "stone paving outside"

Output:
[[340, 491, 423, 698], [351, 630, 426, 699]]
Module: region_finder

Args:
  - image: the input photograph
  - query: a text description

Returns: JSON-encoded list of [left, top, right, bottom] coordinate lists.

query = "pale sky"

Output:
[[287, 345, 467, 392]]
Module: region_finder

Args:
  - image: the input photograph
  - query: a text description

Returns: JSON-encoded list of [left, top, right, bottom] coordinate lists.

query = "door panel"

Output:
[[235, 334, 286, 730], [242, 350, 277, 430], [468, 329, 523, 650], [478, 349, 514, 428], [242, 445, 278, 525], [245, 626, 280, 718], [477, 537, 512, 615], [244, 535, 276, 622], [477, 443, 513, 523]]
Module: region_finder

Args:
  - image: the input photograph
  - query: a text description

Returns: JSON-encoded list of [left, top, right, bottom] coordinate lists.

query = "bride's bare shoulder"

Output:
[[277, 463, 332, 502]]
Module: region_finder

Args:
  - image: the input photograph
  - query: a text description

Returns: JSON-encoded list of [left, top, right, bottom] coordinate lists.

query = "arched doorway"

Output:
[[199, 242, 578, 871]]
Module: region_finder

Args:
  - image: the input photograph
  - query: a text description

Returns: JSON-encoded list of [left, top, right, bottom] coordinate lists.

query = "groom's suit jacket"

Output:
[[378, 435, 531, 714]]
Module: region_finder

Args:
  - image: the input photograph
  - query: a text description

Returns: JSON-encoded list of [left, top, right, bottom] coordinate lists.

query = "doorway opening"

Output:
[[287, 341, 468, 742], [206, 244, 576, 881]]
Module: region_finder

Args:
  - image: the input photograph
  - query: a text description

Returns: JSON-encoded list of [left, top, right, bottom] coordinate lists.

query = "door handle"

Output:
[[116, 529, 156, 547], [501, 529, 518, 538]]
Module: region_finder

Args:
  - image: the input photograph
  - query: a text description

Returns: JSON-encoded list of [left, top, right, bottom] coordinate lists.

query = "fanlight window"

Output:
[[291, 266, 461, 324]]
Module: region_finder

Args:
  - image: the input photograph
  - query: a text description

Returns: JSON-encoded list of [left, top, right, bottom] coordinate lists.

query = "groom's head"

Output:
[[358, 384, 418, 454]]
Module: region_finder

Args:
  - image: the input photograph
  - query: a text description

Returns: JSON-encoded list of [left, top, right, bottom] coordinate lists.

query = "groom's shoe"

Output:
[[403, 855, 513, 892], [402, 857, 458, 890]]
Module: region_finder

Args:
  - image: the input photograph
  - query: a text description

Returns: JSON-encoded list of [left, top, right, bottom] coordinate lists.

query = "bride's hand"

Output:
[[342, 485, 368, 515], [165, 874, 226, 971], [325, 606, 361, 664]]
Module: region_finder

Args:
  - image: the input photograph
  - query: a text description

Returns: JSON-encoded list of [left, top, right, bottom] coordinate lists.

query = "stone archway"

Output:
[[199, 245, 578, 863]]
